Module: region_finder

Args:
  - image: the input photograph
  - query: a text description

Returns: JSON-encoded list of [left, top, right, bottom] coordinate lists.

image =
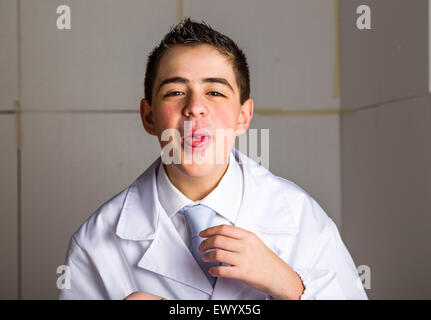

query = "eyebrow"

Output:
[[157, 77, 234, 94]]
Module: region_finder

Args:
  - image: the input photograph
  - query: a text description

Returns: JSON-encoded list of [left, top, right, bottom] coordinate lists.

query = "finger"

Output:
[[202, 249, 241, 266], [200, 224, 251, 240], [208, 265, 242, 280], [124, 291, 167, 300], [199, 234, 243, 253]]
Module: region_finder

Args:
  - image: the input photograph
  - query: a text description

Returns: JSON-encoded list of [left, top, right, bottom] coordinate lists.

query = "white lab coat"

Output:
[[59, 149, 368, 300]]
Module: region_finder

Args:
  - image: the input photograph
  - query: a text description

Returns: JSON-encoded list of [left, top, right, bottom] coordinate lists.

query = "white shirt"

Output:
[[157, 152, 243, 248]]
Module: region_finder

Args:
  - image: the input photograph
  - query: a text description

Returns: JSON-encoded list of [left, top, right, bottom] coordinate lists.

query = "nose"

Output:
[[182, 92, 208, 118]]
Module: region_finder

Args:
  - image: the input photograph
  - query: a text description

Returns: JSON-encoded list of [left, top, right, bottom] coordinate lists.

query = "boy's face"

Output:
[[140, 44, 253, 178]]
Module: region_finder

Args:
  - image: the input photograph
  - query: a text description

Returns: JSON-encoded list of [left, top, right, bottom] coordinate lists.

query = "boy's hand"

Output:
[[199, 224, 305, 300], [124, 291, 168, 300]]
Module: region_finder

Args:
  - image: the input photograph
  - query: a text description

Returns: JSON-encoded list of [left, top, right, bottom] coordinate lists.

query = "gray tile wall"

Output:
[[20, 0, 177, 111], [0, 116, 18, 299], [0, 0, 18, 111], [340, 0, 428, 109], [0, 0, 19, 299], [340, 0, 431, 299]]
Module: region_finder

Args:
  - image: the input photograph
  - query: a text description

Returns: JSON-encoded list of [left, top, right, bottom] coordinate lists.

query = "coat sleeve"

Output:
[[292, 199, 368, 300], [58, 236, 109, 300]]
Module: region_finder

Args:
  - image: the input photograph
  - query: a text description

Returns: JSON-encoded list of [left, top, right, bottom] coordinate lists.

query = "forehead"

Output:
[[156, 44, 237, 88]]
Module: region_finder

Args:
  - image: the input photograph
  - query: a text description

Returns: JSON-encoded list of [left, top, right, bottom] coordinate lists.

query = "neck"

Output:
[[164, 163, 229, 201]]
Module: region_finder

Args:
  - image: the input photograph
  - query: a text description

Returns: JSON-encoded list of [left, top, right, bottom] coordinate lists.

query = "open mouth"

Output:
[[182, 129, 212, 153]]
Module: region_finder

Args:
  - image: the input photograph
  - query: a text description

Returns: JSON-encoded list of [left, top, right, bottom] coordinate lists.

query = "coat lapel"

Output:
[[137, 205, 214, 296], [115, 157, 214, 296]]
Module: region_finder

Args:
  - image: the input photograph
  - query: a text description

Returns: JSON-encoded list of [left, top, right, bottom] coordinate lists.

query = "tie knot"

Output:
[[179, 204, 216, 238]]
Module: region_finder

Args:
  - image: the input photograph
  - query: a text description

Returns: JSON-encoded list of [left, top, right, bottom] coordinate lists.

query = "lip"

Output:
[[182, 128, 212, 153]]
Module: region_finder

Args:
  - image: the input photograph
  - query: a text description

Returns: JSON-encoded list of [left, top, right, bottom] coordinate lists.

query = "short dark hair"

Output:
[[144, 17, 250, 106]]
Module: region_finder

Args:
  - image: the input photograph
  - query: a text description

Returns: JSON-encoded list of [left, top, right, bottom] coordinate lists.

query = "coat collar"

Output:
[[115, 157, 160, 241]]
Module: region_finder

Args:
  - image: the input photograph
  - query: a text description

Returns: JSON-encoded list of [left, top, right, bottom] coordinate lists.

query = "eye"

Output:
[[207, 91, 226, 97], [164, 91, 184, 97]]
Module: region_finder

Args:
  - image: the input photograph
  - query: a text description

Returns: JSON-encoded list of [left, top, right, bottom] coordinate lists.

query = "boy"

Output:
[[59, 18, 367, 300]]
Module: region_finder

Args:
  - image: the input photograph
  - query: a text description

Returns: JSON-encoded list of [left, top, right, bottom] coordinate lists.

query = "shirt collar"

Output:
[[156, 151, 243, 224]]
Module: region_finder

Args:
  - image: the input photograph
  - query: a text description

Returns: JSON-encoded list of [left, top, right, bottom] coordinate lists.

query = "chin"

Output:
[[176, 158, 221, 179], [162, 139, 231, 178]]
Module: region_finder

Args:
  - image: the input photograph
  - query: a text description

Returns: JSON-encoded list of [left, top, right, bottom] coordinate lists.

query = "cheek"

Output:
[[212, 109, 240, 130], [155, 112, 182, 149], [155, 109, 180, 131], [212, 111, 241, 150]]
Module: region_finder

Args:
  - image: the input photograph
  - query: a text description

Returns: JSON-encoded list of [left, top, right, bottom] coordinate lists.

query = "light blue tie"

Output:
[[179, 204, 219, 287]]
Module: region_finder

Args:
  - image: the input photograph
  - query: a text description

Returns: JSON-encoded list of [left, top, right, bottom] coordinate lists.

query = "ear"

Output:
[[236, 98, 254, 136], [140, 98, 158, 136]]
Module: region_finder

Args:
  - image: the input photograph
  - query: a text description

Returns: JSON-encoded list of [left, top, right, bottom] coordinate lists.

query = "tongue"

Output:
[[192, 135, 204, 147]]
